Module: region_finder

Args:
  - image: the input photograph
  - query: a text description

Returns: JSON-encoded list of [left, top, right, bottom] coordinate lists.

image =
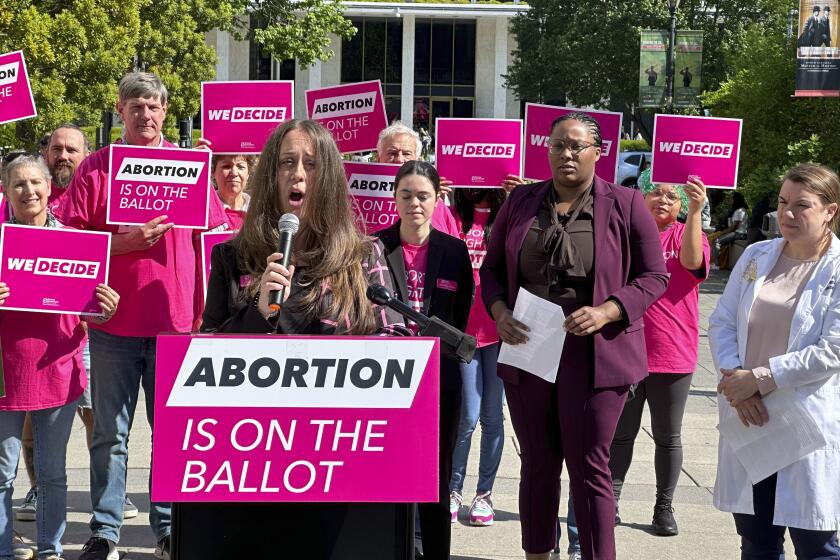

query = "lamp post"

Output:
[[665, 0, 680, 113]]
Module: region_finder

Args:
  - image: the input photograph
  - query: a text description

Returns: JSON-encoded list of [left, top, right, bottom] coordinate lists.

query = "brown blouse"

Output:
[[519, 185, 595, 308]]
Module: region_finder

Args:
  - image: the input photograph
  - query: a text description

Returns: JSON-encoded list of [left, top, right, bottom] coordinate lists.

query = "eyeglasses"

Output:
[[649, 189, 680, 204], [548, 141, 599, 155]]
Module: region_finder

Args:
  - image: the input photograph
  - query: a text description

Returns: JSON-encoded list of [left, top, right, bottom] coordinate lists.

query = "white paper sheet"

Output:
[[497, 288, 566, 383], [718, 388, 827, 484]]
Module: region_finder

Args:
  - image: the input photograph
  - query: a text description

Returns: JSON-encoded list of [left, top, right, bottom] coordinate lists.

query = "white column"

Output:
[[401, 15, 416, 125], [210, 30, 230, 81], [493, 17, 508, 118], [309, 59, 323, 90]]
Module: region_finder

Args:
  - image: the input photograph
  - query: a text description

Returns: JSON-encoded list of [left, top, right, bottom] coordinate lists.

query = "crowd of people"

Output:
[[0, 69, 838, 560]]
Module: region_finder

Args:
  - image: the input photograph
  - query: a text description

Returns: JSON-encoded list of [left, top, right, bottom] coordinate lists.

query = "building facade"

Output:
[[206, 2, 527, 130]]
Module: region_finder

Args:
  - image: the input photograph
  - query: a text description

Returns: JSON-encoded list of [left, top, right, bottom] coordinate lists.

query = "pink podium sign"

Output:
[[306, 81, 388, 154], [152, 334, 440, 502], [0, 50, 37, 125], [435, 118, 523, 188], [651, 114, 743, 189], [344, 161, 400, 234], [200, 231, 237, 299], [107, 145, 211, 228], [202, 81, 294, 154], [0, 225, 110, 315], [524, 103, 622, 183]]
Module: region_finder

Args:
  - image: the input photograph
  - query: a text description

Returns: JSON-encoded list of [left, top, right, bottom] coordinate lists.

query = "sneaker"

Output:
[[123, 495, 139, 519], [652, 501, 679, 536], [568, 553, 582, 560], [468, 492, 494, 526], [154, 535, 171, 560], [15, 488, 36, 521], [78, 537, 118, 560], [449, 490, 462, 523], [12, 531, 33, 560]]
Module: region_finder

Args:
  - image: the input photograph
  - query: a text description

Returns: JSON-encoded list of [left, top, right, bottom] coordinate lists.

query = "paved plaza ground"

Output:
[[8, 270, 818, 559]]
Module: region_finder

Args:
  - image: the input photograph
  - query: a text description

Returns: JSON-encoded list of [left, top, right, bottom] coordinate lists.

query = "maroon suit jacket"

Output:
[[480, 177, 669, 388]]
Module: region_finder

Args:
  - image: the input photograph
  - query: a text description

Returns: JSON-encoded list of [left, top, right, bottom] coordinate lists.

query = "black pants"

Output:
[[417, 387, 461, 560], [609, 372, 693, 502], [733, 474, 840, 560]]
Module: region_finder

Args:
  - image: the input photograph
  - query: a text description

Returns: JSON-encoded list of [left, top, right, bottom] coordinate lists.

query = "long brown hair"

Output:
[[234, 119, 377, 334]]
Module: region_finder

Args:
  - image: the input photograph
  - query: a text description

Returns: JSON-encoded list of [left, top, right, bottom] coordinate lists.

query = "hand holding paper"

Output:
[[497, 288, 566, 383]]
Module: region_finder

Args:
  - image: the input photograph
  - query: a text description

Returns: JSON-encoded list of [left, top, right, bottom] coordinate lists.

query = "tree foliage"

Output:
[[702, 28, 840, 204], [1, 0, 355, 147], [506, 0, 795, 111]]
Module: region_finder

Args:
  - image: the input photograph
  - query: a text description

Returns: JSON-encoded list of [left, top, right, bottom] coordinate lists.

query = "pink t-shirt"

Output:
[[55, 141, 228, 337], [401, 241, 429, 335], [431, 199, 458, 234], [0, 224, 87, 411], [644, 221, 710, 373], [447, 207, 499, 348]]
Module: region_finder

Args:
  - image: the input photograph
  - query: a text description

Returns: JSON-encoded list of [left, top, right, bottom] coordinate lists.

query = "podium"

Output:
[[153, 334, 439, 560]]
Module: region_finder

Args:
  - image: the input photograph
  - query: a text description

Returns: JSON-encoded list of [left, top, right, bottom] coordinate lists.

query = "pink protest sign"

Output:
[[306, 81, 388, 154], [202, 81, 294, 154], [0, 51, 37, 125], [0, 225, 110, 315], [651, 114, 743, 189], [524, 103, 622, 183], [344, 161, 400, 234], [107, 145, 211, 228], [435, 118, 523, 188], [200, 231, 237, 299], [152, 334, 440, 502]]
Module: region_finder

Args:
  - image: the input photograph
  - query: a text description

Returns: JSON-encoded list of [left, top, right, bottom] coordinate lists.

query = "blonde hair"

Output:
[[784, 164, 840, 232]]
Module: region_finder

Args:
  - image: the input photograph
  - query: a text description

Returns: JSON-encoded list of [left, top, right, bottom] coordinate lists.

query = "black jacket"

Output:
[[376, 223, 475, 391]]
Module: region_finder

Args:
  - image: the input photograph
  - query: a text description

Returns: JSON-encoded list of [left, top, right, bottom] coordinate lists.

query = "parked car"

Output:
[[616, 151, 652, 188]]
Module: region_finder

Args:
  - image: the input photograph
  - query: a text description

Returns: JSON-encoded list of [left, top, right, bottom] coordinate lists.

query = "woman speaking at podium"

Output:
[[200, 120, 408, 558]]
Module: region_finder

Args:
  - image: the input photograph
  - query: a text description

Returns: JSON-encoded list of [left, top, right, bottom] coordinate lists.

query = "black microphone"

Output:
[[366, 284, 476, 364], [268, 213, 300, 313]]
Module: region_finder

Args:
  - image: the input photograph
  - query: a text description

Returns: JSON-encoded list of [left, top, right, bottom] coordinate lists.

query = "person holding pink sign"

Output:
[[481, 112, 667, 560], [442, 187, 508, 528], [609, 169, 710, 537], [0, 153, 119, 560], [55, 72, 228, 560], [376, 160, 474, 559], [710, 164, 840, 559]]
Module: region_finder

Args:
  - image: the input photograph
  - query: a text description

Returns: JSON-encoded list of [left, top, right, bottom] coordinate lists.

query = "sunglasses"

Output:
[[1, 150, 39, 166]]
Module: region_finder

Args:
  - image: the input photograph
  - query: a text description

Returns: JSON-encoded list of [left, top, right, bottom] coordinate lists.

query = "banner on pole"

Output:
[[152, 335, 440, 502], [674, 31, 704, 108], [0, 51, 37, 125], [639, 31, 668, 108], [795, 0, 840, 96]]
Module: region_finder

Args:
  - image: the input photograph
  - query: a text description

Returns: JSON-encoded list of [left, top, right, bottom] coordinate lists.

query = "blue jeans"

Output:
[[566, 493, 580, 554], [733, 474, 840, 560], [88, 329, 170, 542], [0, 400, 78, 558], [449, 344, 504, 495]]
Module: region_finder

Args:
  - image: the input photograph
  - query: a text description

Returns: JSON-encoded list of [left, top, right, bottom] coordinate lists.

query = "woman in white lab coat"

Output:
[[709, 163, 840, 559]]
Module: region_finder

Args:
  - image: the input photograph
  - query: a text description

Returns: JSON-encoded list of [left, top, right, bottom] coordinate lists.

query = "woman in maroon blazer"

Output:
[[480, 113, 668, 560]]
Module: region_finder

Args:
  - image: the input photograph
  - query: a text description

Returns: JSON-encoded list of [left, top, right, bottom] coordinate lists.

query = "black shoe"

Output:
[[78, 537, 118, 560], [615, 501, 621, 525], [155, 535, 171, 560], [652, 501, 679, 536]]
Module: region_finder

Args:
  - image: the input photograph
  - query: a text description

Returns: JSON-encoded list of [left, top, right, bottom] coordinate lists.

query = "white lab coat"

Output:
[[708, 236, 840, 531]]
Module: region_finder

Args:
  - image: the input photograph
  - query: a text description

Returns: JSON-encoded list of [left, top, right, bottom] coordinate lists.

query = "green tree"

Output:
[[0, 0, 142, 147], [702, 27, 840, 203], [506, 0, 794, 121]]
